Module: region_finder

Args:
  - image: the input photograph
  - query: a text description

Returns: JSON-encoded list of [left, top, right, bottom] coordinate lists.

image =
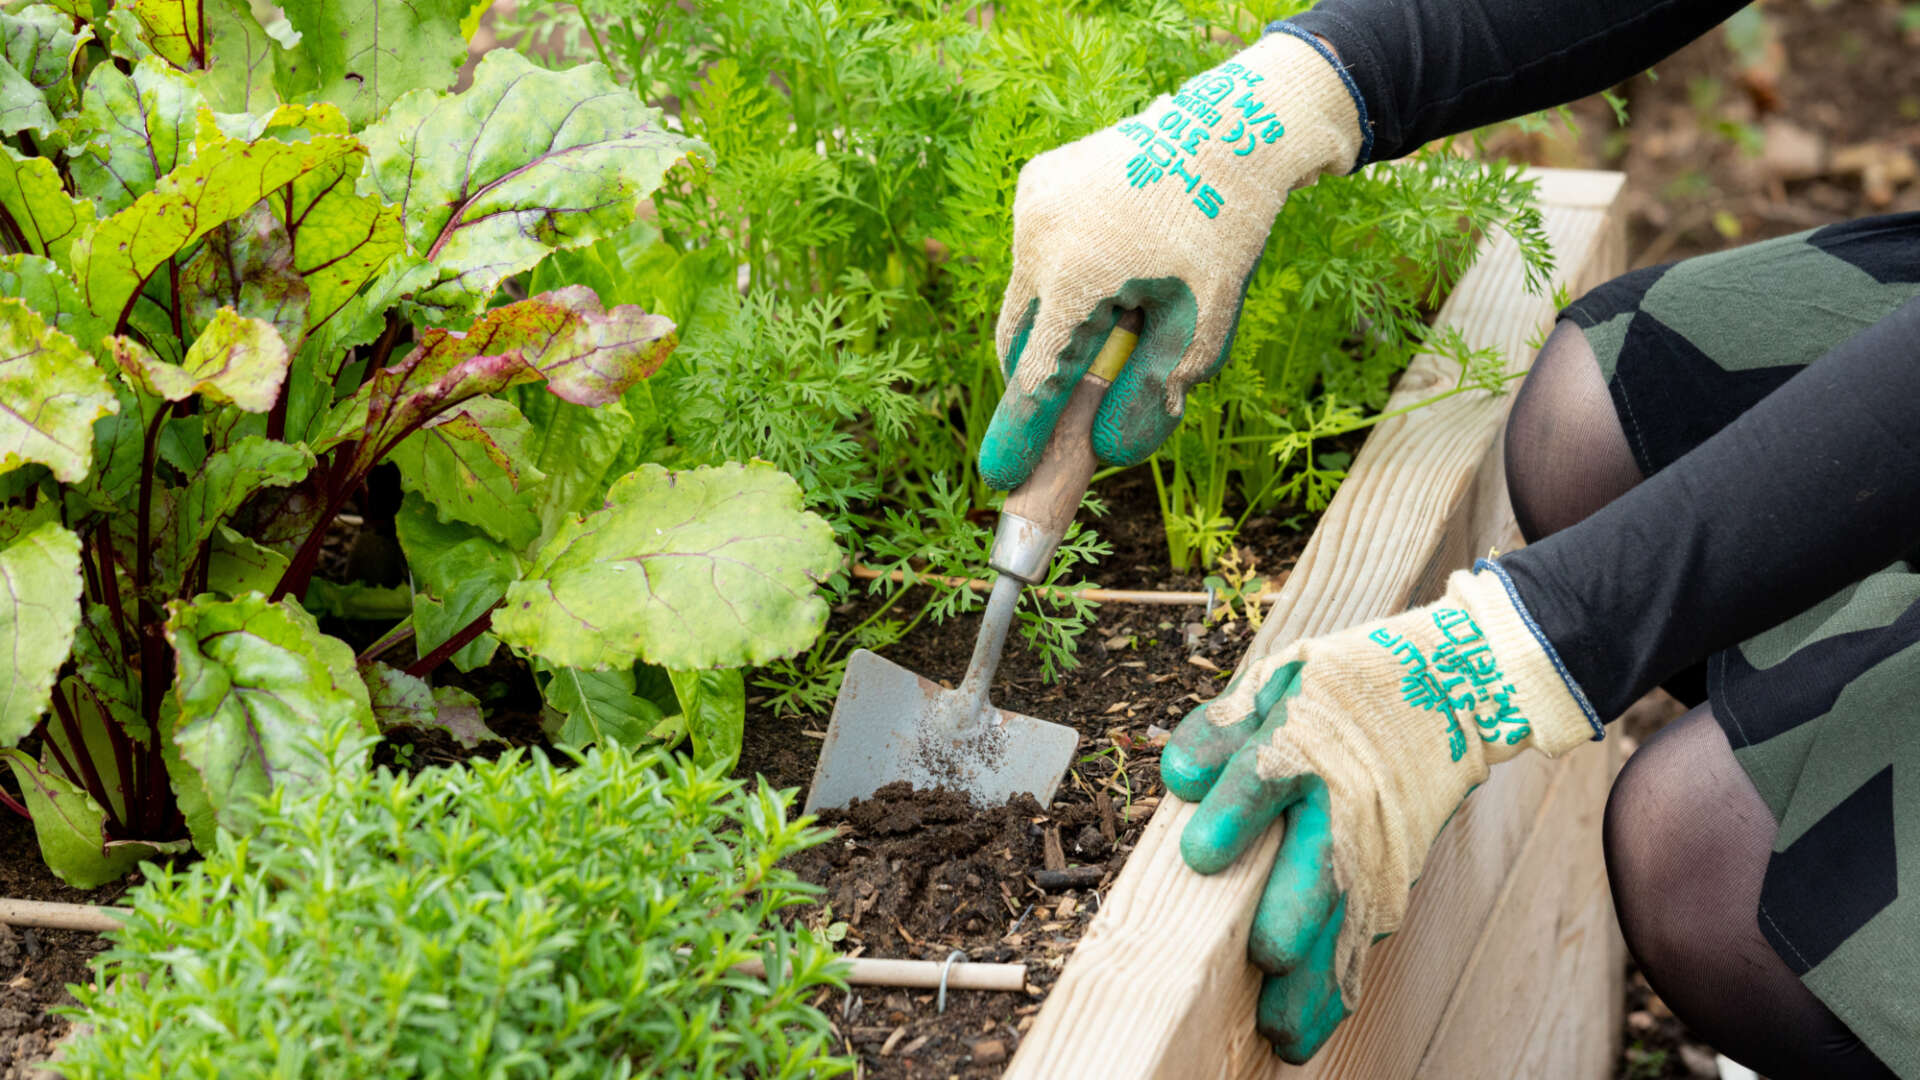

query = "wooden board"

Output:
[[1005, 168, 1627, 1080], [1412, 738, 1622, 1080]]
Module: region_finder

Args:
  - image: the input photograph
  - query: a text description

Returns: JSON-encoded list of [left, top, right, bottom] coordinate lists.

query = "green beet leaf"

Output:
[[113, 308, 291, 413], [388, 397, 545, 551], [0, 3, 88, 142], [670, 667, 746, 772], [276, 0, 473, 129], [0, 255, 109, 352], [356, 49, 705, 318], [0, 53, 53, 140], [193, 0, 280, 112], [1, 748, 187, 888], [165, 593, 373, 834], [0, 144, 91, 268], [346, 287, 675, 480], [494, 462, 839, 672], [510, 389, 640, 550], [157, 435, 313, 592], [176, 205, 310, 347], [1, 5, 89, 120], [212, 100, 405, 353], [207, 525, 288, 597], [281, 173, 402, 354], [69, 602, 144, 742], [0, 520, 82, 745], [66, 116, 359, 330], [123, 0, 202, 69], [394, 495, 514, 671], [116, 0, 278, 111], [540, 664, 667, 750], [0, 297, 118, 483], [69, 378, 151, 513], [63, 57, 202, 216], [359, 661, 498, 749]]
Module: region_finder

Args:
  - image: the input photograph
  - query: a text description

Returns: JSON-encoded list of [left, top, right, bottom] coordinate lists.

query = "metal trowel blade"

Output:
[[802, 648, 1081, 814]]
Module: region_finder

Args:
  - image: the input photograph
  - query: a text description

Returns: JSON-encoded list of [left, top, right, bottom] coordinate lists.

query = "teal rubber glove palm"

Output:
[[1160, 563, 1603, 1061], [978, 29, 1365, 489]]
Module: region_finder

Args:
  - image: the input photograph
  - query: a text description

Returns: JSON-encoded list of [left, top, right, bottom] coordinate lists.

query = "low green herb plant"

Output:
[[57, 726, 855, 1079], [0, 1, 839, 886]]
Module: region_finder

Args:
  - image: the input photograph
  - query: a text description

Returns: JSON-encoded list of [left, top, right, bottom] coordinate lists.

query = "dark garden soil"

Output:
[[0, 815, 132, 1080], [741, 469, 1309, 1076]]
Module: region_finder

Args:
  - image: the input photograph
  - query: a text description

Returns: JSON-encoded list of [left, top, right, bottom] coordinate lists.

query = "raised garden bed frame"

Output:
[[1007, 167, 1630, 1080]]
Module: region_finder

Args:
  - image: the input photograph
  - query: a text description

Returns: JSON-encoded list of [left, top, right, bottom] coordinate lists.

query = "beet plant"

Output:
[[0, 3, 840, 887]]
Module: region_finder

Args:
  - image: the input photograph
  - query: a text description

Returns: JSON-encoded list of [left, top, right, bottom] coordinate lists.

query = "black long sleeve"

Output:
[[1287, 0, 1750, 163], [1499, 295, 1920, 719]]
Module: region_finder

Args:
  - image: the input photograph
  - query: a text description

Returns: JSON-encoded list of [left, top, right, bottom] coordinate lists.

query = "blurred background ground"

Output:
[[1493, 0, 1920, 270]]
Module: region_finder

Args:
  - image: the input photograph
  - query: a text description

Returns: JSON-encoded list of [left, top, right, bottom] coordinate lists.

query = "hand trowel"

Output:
[[804, 308, 1144, 814]]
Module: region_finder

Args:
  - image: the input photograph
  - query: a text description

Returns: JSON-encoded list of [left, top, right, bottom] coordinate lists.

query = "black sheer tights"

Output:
[[1505, 321, 1893, 1079], [1504, 319, 1645, 543], [1605, 710, 1894, 1079]]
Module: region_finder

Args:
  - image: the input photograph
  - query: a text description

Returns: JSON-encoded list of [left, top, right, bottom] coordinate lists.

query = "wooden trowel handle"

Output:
[[992, 308, 1144, 583]]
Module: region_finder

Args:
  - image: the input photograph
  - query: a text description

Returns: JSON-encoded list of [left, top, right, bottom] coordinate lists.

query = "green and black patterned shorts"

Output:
[[1563, 213, 1920, 1075]]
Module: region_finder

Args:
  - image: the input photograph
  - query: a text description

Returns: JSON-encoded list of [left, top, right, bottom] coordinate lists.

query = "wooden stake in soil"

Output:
[[0, 898, 127, 933], [0, 897, 1033, 994]]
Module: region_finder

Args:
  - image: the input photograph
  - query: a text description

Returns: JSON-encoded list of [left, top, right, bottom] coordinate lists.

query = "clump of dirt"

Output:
[[794, 783, 1112, 958]]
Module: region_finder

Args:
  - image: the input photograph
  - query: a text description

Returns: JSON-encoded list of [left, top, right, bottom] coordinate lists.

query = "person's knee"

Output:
[[1503, 319, 1642, 542], [1603, 705, 1774, 987]]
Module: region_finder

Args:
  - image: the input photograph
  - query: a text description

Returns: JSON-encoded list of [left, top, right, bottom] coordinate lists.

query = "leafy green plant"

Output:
[[58, 725, 855, 1079], [0, 2, 839, 886], [1151, 152, 1550, 570]]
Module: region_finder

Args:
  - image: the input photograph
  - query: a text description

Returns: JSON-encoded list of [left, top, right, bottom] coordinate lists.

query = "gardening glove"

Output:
[[979, 27, 1369, 489], [1159, 561, 1604, 1061]]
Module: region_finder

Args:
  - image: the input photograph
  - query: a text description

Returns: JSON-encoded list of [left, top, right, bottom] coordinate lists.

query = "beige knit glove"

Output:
[[978, 28, 1368, 489], [1161, 562, 1603, 1058]]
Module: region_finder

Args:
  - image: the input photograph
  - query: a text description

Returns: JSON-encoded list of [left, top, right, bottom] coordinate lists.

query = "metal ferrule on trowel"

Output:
[[803, 309, 1144, 814]]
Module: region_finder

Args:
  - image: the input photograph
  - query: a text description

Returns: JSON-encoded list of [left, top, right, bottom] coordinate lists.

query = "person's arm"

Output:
[[1285, 0, 1751, 164], [1501, 295, 1920, 719]]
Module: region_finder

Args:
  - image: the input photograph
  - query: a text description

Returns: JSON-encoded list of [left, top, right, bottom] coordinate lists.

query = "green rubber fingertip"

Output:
[[1181, 800, 1263, 875], [1247, 781, 1336, 975], [1090, 263, 1254, 467], [978, 300, 1116, 490], [1257, 896, 1349, 1064], [1161, 662, 1301, 801], [1179, 747, 1297, 875], [1162, 705, 1256, 802], [979, 390, 1052, 490], [1083, 277, 1197, 466]]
